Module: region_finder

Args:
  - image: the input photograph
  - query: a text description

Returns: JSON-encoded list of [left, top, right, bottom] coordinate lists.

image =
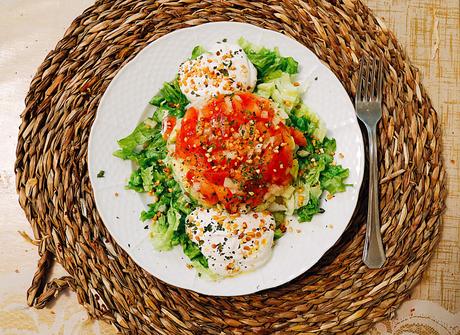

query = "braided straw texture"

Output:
[[15, 0, 447, 333]]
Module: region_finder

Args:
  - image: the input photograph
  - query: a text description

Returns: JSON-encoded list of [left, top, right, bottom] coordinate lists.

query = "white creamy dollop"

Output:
[[186, 208, 275, 277], [178, 42, 257, 106]]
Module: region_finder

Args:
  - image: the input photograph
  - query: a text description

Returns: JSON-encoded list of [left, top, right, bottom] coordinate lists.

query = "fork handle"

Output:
[[363, 125, 386, 268]]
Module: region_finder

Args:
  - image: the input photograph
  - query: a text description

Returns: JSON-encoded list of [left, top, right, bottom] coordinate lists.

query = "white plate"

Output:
[[88, 22, 364, 296]]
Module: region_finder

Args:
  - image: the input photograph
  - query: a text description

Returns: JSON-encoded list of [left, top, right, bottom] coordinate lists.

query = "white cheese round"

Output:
[[186, 207, 275, 277], [178, 42, 257, 106]]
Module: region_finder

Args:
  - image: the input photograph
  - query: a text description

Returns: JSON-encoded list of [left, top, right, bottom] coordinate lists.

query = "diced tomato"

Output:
[[199, 180, 218, 204], [186, 170, 195, 182], [174, 92, 296, 212], [162, 115, 176, 140], [290, 127, 307, 147], [214, 185, 229, 202], [203, 170, 228, 186], [231, 95, 243, 114], [175, 108, 198, 157]]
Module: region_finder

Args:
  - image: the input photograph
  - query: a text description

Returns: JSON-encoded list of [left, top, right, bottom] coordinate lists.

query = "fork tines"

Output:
[[356, 58, 384, 104]]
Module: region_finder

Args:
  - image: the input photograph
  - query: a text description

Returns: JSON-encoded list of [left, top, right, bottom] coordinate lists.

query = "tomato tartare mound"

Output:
[[171, 92, 305, 213]]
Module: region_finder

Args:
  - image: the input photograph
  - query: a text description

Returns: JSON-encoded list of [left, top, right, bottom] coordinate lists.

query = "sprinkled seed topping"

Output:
[[174, 92, 295, 213], [185, 208, 275, 276], [178, 43, 257, 105]]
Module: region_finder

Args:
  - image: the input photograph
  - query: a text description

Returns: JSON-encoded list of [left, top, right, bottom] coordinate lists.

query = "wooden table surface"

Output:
[[0, 1, 458, 334]]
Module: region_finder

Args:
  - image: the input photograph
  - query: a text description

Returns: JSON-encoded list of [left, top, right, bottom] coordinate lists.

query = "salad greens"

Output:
[[191, 45, 207, 59], [256, 72, 301, 114], [114, 93, 210, 270], [149, 79, 189, 118], [294, 135, 349, 222], [238, 37, 298, 82], [237, 40, 349, 222], [114, 38, 351, 269]]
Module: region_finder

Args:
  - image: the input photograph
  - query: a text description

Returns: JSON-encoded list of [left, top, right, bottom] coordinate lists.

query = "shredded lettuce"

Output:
[[297, 197, 324, 222], [293, 184, 310, 209], [291, 104, 327, 141], [175, 232, 208, 267], [289, 113, 316, 135], [256, 72, 301, 114], [150, 206, 181, 250], [291, 135, 349, 221], [191, 45, 207, 59], [114, 112, 208, 267], [114, 120, 160, 154], [274, 228, 284, 240], [238, 37, 298, 81], [149, 79, 189, 118], [320, 165, 350, 195], [171, 207, 211, 273], [140, 166, 155, 192]]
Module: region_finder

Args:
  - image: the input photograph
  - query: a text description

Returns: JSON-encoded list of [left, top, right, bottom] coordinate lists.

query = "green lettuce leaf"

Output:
[[126, 169, 144, 193], [238, 37, 299, 81], [321, 137, 336, 155], [149, 79, 189, 118], [256, 72, 301, 114], [115, 120, 159, 153], [304, 159, 326, 185], [171, 213, 209, 268], [297, 196, 324, 222], [291, 104, 326, 141], [289, 113, 316, 135], [320, 165, 350, 195], [191, 45, 207, 59], [140, 166, 154, 192], [279, 56, 298, 74], [150, 206, 181, 250], [274, 228, 284, 240]]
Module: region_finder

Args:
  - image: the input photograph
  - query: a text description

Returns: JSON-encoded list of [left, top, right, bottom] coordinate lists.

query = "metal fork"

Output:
[[355, 58, 386, 269]]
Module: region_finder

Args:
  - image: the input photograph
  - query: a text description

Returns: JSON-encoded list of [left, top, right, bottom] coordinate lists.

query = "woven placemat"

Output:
[[15, 0, 447, 333]]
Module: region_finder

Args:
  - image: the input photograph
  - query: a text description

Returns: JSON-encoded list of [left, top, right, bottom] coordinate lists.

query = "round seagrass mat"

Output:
[[15, 0, 447, 334]]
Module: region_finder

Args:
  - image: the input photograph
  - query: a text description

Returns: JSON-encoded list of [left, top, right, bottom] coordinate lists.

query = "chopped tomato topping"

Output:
[[175, 92, 295, 213], [290, 127, 307, 147], [203, 170, 229, 186], [162, 115, 176, 140]]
